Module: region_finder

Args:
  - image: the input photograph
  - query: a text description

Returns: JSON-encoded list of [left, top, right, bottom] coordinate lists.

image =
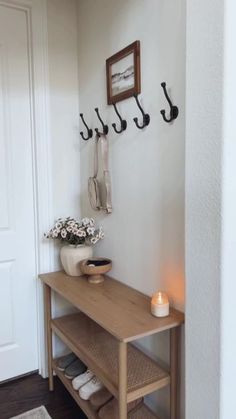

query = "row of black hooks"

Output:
[[80, 82, 178, 140]]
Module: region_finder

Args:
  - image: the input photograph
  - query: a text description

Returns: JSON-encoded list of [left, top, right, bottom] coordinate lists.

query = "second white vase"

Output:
[[60, 244, 93, 277]]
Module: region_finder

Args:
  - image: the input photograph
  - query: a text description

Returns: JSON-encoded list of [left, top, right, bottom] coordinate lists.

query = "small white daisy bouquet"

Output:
[[45, 217, 104, 246]]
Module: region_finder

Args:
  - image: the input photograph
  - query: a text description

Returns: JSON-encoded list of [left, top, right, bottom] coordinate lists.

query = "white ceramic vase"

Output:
[[60, 244, 93, 277]]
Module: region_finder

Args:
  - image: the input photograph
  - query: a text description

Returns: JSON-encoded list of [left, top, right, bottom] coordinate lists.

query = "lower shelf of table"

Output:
[[52, 361, 160, 419], [52, 361, 98, 419], [129, 404, 160, 419], [51, 313, 170, 403]]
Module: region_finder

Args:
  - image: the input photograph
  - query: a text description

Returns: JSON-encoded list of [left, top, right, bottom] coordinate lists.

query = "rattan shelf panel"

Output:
[[51, 313, 170, 402], [129, 404, 160, 419], [52, 360, 99, 419]]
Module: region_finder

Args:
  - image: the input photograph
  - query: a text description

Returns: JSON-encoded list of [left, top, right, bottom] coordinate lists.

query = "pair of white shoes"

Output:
[[72, 369, 104, 400]]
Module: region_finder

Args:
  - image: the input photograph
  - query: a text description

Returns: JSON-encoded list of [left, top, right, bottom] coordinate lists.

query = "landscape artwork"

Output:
[[106, 41, 141, 104], [111, 53, 135, 96]]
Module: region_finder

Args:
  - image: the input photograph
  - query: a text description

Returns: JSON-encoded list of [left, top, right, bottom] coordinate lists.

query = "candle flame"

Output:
[[151, 291, 169, 305]]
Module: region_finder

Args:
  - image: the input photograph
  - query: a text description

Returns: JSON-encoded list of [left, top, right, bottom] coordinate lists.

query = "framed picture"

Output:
[[106, 41, 141, 105]]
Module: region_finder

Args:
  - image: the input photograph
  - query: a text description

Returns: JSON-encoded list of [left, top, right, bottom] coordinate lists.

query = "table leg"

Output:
[[44, 283, 54, 391], [170, 327, 181, 419], [119, 341, 127, 419]]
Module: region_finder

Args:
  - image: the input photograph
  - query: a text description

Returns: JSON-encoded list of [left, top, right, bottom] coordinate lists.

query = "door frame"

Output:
[[0, 0, 53, 378]]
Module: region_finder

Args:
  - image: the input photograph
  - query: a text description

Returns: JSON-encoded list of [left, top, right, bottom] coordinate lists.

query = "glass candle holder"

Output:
[[151, 291, 169, 317]]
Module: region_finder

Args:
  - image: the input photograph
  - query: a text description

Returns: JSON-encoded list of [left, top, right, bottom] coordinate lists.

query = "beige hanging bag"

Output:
[[88, 133, 112, 213]]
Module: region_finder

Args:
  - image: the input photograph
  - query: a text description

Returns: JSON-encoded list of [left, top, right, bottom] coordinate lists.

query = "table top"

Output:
[[40, 271, 184, 342]]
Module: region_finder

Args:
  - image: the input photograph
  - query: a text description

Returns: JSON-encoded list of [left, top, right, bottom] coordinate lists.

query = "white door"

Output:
[[0, 4, 38, 381]]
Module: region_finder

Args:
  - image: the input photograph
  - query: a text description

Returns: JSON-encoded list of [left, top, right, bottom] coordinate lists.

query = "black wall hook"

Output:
[[94, 107, 109, 137], [112, 103, 127, 134], [133, 94, 150, 129], [160, 82, 179, 123], [79, 113, 93, 141]]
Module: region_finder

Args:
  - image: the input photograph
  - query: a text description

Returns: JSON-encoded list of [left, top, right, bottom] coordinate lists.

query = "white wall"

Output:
[[46, 0, 80, 337], [186, 1, 236, 416], [185, 1, 223, 418], [47, 0, 80, 229], [221, 0, 236, 416], [77, 1, 185, 417], [44, 1, 236, 416]]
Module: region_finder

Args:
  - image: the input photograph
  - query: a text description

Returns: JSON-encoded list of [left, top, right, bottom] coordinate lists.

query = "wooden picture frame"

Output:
[[106, 41, 141, 105]]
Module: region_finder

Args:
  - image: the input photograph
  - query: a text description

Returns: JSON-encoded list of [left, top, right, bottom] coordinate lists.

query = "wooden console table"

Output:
[[40, 271, 184, 419]]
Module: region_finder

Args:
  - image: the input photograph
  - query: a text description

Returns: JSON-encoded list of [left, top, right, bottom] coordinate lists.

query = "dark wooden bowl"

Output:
[[79, 258, 112, 284]]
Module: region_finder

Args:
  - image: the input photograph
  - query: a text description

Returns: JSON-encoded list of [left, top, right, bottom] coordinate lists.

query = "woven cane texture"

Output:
[[52, 313, 169, 395], [129, 404, 159, 419]]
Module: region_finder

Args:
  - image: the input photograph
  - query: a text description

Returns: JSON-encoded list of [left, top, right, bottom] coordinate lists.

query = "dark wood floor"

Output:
[[0, 373, 87, 419]]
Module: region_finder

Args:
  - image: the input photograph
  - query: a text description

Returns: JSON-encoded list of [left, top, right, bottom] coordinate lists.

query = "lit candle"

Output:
[[151, 291, 169, 317]]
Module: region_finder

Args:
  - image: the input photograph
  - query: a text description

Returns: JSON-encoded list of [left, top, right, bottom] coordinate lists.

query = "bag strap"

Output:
[[92, 132, 112, 213], [93, 133, 99, 178], [100, 135, 112, 213]]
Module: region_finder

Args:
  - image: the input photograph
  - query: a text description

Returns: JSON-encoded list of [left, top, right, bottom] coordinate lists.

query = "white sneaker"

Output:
[[72, 369, 94, 390], [79, 376, 104, 400]]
